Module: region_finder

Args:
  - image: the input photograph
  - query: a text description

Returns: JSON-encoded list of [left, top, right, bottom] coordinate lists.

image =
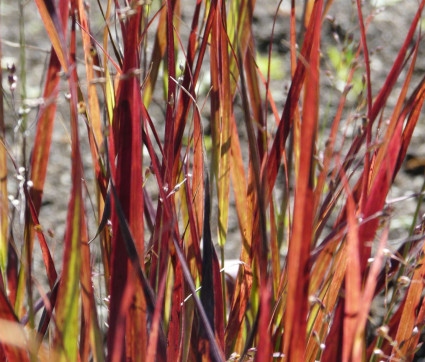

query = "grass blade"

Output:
[[33, 0, 68, 72], [210, 0, 232, 252], [283, 1, 323, 359], [107, 8, 148, 357], [80, 213, 104, 361], [341, 173, 361, 362], [0, 29, 7, 284], [254, 280, 272, 361], [52, 13, 82, 360]]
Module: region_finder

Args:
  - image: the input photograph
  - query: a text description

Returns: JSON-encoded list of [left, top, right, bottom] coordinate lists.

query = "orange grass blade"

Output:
[[75, 0, 105, 191], [283, 1, 323, 359], [256, 64, 280, 124], [191, 107, 204, 268], [229, 118, 252, 263], [263, 0, 323, 203], [305, 241, 347, 360], [391, 243, 425, 360], [238, 48, 267, 277], [210, 0, 231, 249], [173, 0, 215, 176], [29, 51, 62, 222], [143, 4, 167, 107], [398, 277, 425, 359], [352, 227, 388, 360], [225, 263, 253, 355], [341, 174, 361, 362], [33, 0, 68, 72]]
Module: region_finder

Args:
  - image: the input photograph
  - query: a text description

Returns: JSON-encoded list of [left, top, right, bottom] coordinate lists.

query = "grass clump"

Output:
[[1, 0, 425, 361]]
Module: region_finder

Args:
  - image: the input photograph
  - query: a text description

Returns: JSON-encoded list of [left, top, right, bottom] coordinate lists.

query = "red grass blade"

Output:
[[394, 76, 425, 177], [358, 80, 425, 273], [269, 200, 280, 297], [370, 0, 425, 123], [167, 257, 183, 361], [24, 191, 57, 289], [107, 5, 147, 357], [173, 0, 216, 174], [17, 0, 70, 316], [321, 298, 345, 360], [146, 272, 167, 362]]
